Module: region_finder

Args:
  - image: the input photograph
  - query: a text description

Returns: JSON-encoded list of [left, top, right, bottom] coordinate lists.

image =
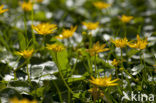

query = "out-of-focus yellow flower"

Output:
[[56, 26, 77, 39], [111, 37, 128, 48], [16, 49, 34, 58], [46, 44, 65, 52], [0, 5, 8, 14], [112, 59, 119, 66], [82, 22, 99, 30], [89, 76, 119, 87], [120, 15, 133, 23], [10, 97, 37, 103], [20, 1, 33, 11], [93, 1, 111, 9], [128, 35, 148, 50], [32, 23, 57, 35], [87, 41, 109, 56]]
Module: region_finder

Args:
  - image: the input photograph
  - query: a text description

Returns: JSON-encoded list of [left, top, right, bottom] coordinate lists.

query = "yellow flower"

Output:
[[120, 15, 133, 23], [10, 97, 37, 103], [32, 23, 57, 35], [16, 49, 34, 58], [112, 59, 119, 66], [111, 37, 128, 48], [20, 1, 33, 11], [93, 1, 111, 9], [46, 44, 65, 52], [87, 41, 109, 56], [82, 22, 99, 30], [89, 76, 119, 87], [0, 5, 8, 14], [56, 26, 77, 39], [128, 35, 148, 50]]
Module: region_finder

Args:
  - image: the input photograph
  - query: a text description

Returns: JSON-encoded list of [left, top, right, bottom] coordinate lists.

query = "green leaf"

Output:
[[30, 66, 43, 78], [49, 49, 69, 74], [0, 83, 6, 91], [31, 87, 45, 97], [73, 92, 81, 99], [0, 88, 21, 98], [9, 81, 29, 87], [57, 50, 68, 71], [18, 32, 26, 50], [0, 63, 11, 77]]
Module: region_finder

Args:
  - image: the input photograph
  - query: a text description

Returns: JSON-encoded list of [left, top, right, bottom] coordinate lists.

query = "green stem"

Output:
[[124, 70, 137, 82], [43, 36, 46, 46], [120, 48, 124, 87], [89, 33, 92, 49], [14, 71, 17, 80], [55, 53, 74, 94], [23, 13, 28, 45], [87, 56, 93, 75], [120, 48, 123, 67], [94, 54, 98, 77], [141, 51, 147, 80], [52, 80, 63, 103], [31, 8, 36, 47], [140, 51, 143, 64], [71, 58, 78, 75], [27, 59, 30, 82], [68, 89, 71, 103], [115, 67, 118, 78]]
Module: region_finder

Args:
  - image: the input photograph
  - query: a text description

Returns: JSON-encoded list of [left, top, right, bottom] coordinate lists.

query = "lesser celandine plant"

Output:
[[9, 97, 37, 103], [111, 59, 120, 67], [87, 41, 109, 75], [120, 15, 133, 23], [111, 37, 128, 66], [20, 1, 33, 12], [0, 0, 155, 102], [56, 26, 77, 39], [128, 35, 148, 50], [46, 43, 74, 100], [0, 5, 8, 14], [82, 22, 99, 30], [82, 22, 99, 49], [111, 37, 128, 48], [93, 1, 111, 9], [89, 76, 119, 102], [15, 49, 34, 81], [89, 76, 119, 87], [32, 23, 57, 46], [87, 41, 109, 56], [32, 23, 57, 35]]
